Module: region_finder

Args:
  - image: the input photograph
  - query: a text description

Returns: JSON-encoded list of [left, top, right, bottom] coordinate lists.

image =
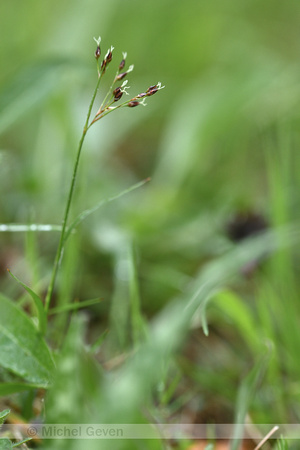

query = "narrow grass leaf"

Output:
[[7, 270, 47, 335], [230, 350, 272, 450], [63, 178, 151, 244], [213, 290, 260, 353], [127, 243, 148, 347], [48, 297, 103, 315], [0, 294, 54, 387], [185, 224, 300, 330], [275, 437, 290, 450], [12, 438, 32, 448], [90, 329, 109, 353]]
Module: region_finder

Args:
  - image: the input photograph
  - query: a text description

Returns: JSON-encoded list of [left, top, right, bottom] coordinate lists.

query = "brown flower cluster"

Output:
[[90, 37, 164, 125]]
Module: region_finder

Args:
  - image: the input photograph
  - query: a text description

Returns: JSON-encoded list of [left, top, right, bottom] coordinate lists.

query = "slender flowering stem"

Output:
[[44, 72, 104, 313], [44, 38, 164, 313]]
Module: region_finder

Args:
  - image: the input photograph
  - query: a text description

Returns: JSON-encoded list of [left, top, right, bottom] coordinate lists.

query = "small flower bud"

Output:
[[116, 64, 134, 81], [127, 101, 140, 107], [101, 46, 114, 73], [105, 46, 114, 64], [93, 36, 102, 60], [136, 93, 147, 98], [106, 50, 113, 63]]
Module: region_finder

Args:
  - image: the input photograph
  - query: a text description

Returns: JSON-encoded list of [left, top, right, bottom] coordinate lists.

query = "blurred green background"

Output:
[[1, 0, 300, 438], [1, 0, 299, 293]]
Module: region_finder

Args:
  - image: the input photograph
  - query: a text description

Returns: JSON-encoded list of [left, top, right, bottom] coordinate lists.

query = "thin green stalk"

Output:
[[44, 73, 103, 313]]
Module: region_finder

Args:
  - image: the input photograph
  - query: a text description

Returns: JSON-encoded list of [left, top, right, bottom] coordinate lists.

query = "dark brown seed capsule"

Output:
[[113, 87, 123, 101], [116, 72, 127, 81], [119, 59, 126, 70], [106, 51, 113, 63], [146, 85, 157, 92], [146, 88, 158, 96], [95, 46, 101, 60], [127, 101, 140, 107]]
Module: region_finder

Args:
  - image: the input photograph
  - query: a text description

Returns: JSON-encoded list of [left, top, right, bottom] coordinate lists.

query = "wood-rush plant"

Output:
[[0, 37, 163, 445], [44, 36, 164, 312]]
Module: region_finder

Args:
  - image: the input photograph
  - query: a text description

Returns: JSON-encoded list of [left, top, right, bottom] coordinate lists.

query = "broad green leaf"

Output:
[[0, 410, 10, 424], [0, 439, 12, 450], [7, 270, 47, 336], [0, 294, 54, 387]]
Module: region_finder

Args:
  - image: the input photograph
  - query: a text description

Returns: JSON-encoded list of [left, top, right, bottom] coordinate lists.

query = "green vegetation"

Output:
[[1, 1, 300, 449]]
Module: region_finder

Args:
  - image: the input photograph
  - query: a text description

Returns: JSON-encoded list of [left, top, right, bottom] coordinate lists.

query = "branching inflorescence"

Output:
[[89, 36, 164, 126], [44, 37, 164, 312]]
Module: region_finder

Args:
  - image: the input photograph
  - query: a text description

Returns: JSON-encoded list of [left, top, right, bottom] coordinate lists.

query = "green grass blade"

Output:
[[7, 270, 47, 336], [127, 243, 147, 347], [275, 436, 290, 450], [0, 294, 54, 387], [11, 438, 32, 448], [63, 178, 151, 244], [184, 223, 300, 330], [48, 297, 103, 315], [230, 351, 272, 450], [90, 329, 109, 353]]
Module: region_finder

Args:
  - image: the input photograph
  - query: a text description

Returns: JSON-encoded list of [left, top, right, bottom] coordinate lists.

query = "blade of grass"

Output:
[[90, 329, 109, 354], [12, 437, 32, 448], [127, 243, 148, 347], [230, 350, 272, 450], [63, 177, 151, 245], [48, 297, 103, 315], [7, 270, 47, 336]]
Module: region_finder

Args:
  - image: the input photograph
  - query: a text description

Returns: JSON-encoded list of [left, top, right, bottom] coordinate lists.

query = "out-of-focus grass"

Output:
[[1, 1, 300, 449]]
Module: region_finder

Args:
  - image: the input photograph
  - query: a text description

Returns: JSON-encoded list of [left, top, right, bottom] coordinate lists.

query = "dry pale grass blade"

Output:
[[253, 426, 279, 450]]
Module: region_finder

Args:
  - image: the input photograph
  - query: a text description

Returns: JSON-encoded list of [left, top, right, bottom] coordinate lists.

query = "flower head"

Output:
[[146, 82, 165, 96], [93, 36, 101, 60], [119, 52, 127, 71], [116, 64, 134, 81]]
